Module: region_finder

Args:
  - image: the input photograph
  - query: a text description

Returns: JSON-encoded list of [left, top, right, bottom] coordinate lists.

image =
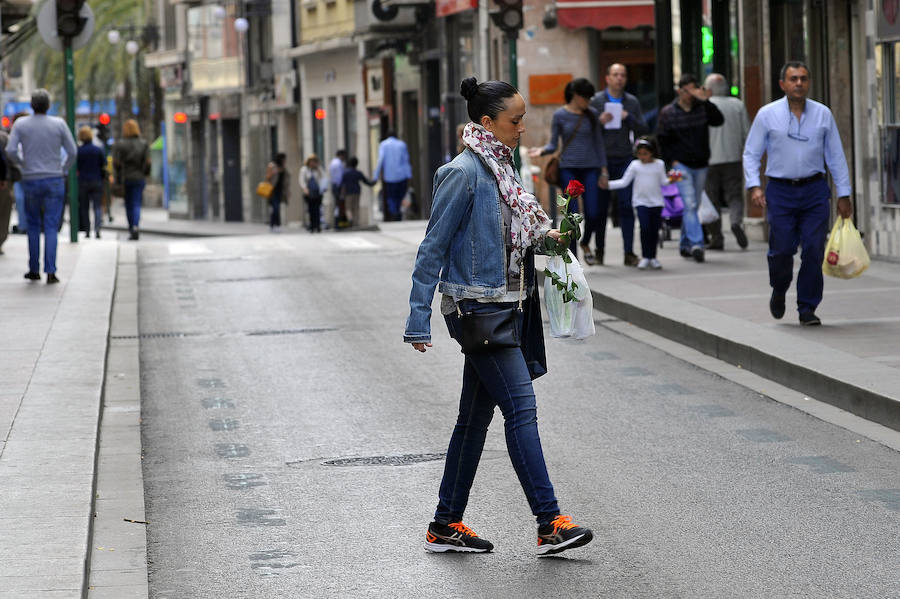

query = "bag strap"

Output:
[[558, 113, 585, 157]]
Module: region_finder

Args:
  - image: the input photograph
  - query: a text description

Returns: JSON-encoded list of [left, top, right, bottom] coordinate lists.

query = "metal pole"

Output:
[[161, 120, 169, 209], [509, 35, 521, 171], [65, 39, 79, 241]]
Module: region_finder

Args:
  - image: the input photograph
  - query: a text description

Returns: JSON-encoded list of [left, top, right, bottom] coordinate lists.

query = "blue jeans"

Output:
[[560, 167, 604, 256], [14, 182, 26, 232], [437, 301, 560, 526], [766, 178, 830, 315], [674, 165, 707, 250], [636, 206, 662, 259], [384, 180, 408, 221], [124, 180, 145, 230], [22, 177, 65, 274], [78, 180, 103, 234], [600, 157, 635, 254]]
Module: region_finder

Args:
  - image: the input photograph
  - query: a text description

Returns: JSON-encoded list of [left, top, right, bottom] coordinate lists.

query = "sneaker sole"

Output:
[[537, 530, 594, 556], [424, 541, 491, 553]]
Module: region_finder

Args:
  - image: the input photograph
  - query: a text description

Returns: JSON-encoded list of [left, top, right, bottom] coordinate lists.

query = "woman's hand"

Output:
[[527, 147, 543, 158], [547, 229, 570, 244], [412, 342, 432, 353]]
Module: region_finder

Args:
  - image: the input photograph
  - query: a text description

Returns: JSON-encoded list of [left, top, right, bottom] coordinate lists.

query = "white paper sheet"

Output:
[[604, 102, 623, 129]]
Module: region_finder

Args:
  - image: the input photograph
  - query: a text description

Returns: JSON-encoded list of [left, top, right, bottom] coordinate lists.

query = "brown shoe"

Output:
[[624, 252, 640, 267]]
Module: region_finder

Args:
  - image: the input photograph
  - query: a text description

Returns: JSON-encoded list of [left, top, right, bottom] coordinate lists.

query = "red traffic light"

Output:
[[173, 112, 188, 124], [1, 117, 9, 129], [98, 113, 111, 125], [315, 108, 327, 120]]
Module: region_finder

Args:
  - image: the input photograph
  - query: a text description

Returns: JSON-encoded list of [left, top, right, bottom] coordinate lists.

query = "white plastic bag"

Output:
[[544, 251, 595, 339], [698, 191, 720, 224], [823, 217, 870, 279]]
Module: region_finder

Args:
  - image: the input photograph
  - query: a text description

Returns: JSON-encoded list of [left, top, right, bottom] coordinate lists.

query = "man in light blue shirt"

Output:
[[373, 130, 412, 221], [743, 61, 853, 326], [6, 89, 77, 284]]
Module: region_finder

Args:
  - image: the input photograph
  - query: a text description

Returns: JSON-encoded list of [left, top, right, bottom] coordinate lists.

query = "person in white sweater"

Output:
[[607, 137, 671, 269]]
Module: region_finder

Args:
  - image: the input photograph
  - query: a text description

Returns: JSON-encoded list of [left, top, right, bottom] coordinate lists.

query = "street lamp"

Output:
[[107, 29, 120, 44], [125, 39, 139, 55], [234, 17, 249, 33]]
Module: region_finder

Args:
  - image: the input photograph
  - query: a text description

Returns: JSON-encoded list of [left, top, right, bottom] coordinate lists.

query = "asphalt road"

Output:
[[137, 228, 900, 598]]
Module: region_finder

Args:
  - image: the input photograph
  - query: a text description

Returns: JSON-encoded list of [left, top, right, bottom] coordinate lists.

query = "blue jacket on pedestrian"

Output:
[[404, 149, 549, 344], [77, 143, 105, 182]]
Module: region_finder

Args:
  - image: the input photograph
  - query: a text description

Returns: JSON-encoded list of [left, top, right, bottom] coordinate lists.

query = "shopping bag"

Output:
[[544, 253, 576, 338], [698, 191, 720, 224], [822, 217, 870, 279], [544, 251, 594, 339], [256, 181, 274, 198], [568, 254, 596, 340]]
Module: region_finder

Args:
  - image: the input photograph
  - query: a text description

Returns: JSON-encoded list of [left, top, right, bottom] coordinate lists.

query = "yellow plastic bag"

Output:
[[822, 217, 870, 279]]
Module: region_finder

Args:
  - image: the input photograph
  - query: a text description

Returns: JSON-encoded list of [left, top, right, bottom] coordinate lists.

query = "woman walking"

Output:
[[266, 152, 288, 232], [112, 119, 149, 240], [299, 154, 325, 233], [76, 126, 106, 238], [405, 77, 593, 556], [530, 78, 608, 264]]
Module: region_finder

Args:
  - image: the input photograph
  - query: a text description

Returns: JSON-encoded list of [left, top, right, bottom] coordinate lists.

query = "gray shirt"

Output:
[[589, 89, 649, 161], [708, 95, 750, 165], [5, 114, 77, 180]]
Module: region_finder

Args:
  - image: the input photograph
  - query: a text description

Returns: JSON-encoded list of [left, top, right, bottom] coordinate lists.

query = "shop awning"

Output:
[[556, 0, 654, 30]]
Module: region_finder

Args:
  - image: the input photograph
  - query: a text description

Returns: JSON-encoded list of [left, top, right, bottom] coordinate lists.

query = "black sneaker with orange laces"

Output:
[[536, 515, 593, 556], [424, 521, 494, 553]]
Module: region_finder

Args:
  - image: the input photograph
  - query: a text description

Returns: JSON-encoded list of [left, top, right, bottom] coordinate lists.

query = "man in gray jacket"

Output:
[[704, 73, 750, 249], [590, 64, 649, 266], [5, 89, 77, 283]]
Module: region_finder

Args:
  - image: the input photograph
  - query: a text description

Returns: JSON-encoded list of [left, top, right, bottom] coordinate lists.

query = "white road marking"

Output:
[[327, 236, 380, 250], [168, 241, 213, 255]]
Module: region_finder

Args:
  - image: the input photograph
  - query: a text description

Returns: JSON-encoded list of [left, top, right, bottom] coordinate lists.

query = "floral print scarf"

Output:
[[462, 122, 551, 274]]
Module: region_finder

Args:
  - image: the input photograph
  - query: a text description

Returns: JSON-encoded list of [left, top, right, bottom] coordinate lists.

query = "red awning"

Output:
[[556, 0, 654, 30]]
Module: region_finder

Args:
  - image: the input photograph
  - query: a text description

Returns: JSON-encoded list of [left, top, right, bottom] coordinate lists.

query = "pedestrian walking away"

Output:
[[76, 126, 106, 239], [657, 73, 724, 263], [329, 149, 348, 227], [704, 73, 750, 250], [112, 119, 150, 240], [4, 89, 77, 283], [530, 78, 608, 265], [607, 137, 671, 270], [405, 76, 593, 557], [266, 153, 288, 232], [8, 111, 29, 235], [338, 156, 375, 228], [0, 125, 11, 254], [299, 154, 326, 232], [743, 60, 853, 327], [590, 63, 649, 267], [373, 130, 412, 221]]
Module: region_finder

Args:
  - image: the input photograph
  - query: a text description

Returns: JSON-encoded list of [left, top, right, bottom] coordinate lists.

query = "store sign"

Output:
[[436, 0, 477, 17], [273, 71, 297, 108], [191, 57, 244, 93], [365, 65, 385, 108], [878, 0, 900, 40], [529, 74, 572, 105]]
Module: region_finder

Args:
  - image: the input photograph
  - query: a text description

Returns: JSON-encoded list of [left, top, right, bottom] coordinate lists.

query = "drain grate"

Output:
[[321, 453, 446, 467], [246, 328, 336, 336], [111, 328, 336, 341]]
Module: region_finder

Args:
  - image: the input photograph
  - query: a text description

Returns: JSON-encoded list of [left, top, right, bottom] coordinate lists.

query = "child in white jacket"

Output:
[[608, 137, 671, 269]]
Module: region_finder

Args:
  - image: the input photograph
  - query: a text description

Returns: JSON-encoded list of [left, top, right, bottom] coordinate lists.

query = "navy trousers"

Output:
[[765, 178, 831, 315]]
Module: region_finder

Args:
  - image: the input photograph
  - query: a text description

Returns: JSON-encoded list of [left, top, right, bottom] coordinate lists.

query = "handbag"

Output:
[[455, 267, 525, 354], [256, 181, 274, 198], [543, 114, 585, 186]]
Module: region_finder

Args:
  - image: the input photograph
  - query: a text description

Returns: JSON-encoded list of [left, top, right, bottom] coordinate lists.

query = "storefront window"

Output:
[[343, 95, 357, 158], [882, 42, 900, 205]]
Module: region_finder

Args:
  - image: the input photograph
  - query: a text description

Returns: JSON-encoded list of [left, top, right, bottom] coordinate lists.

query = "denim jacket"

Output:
[[404, 149, 550, 344]]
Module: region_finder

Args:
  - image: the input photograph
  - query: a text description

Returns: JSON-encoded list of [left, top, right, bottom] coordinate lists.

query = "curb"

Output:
[[584, 279, 900, 434]]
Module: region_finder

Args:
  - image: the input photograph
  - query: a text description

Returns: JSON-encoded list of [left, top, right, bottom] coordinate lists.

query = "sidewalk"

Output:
[[0, 230, 119, 596], [575, 224, 900, 433]]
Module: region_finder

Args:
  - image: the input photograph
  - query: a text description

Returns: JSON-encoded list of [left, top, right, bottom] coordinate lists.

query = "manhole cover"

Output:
[[322, 453, 446, 467]]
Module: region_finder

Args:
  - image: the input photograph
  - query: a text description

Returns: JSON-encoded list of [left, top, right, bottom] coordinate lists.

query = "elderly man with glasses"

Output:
[[743, 61, 853, 327]]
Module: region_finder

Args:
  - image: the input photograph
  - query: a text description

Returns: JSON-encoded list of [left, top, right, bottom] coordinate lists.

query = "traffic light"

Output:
[[491, 0, 523, 38], [56, 0, 87, 38]]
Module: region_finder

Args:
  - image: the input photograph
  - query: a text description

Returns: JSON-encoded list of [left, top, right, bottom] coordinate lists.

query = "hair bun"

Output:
[[460, 77, 479, 101]]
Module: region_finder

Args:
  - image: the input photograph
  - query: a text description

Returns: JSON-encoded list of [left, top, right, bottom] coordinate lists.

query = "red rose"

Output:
[[565, 180, 585, 198]]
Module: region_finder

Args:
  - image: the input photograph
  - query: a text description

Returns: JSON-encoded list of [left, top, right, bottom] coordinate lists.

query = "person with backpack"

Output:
[[299, 154, 326, 233]]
